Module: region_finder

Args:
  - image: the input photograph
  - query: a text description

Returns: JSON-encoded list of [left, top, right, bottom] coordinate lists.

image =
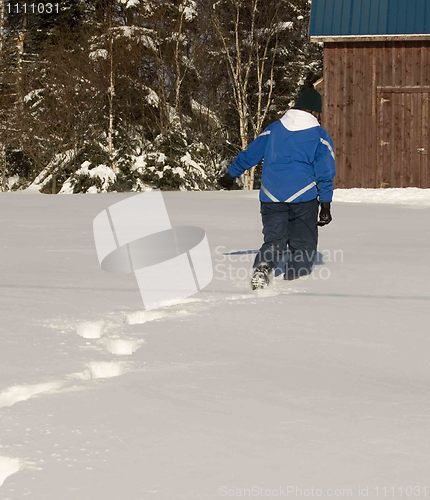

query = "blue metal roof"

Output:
[[310, 0, 430, 37]]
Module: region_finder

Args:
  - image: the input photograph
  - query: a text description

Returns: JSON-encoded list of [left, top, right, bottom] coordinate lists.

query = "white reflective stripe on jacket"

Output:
[[261, 181, 317, 203]]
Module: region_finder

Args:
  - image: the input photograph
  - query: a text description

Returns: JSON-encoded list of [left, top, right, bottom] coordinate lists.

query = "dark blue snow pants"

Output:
[[253, 199, 319, 280]]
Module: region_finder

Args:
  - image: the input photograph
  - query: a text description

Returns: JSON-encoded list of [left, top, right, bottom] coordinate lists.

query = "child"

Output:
[[218, 83, 336, 289]]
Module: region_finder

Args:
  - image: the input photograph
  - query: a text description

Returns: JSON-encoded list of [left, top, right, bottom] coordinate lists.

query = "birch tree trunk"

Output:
[[173, 4, 187, 123], [16, 31, 26, 112], [0, 0, 4, 61], [107, 30, 116, 172], [213, 1, 253, 190], [212, 0, 280, 191]]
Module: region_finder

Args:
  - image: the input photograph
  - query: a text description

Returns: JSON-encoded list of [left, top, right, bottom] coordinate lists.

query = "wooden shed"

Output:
[[310, 0, 430, 188]]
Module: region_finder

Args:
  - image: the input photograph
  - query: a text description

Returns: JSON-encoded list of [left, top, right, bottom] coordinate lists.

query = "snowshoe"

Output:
[[251, 265, 271, 290]]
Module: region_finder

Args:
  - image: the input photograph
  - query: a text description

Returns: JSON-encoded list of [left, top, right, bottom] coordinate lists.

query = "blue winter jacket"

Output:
[[227, 109, 336, 203]]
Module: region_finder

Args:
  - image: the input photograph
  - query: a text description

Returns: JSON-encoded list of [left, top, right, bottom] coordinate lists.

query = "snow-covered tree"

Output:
[[208, 0, 321, 189], [0, 0, 321, 193]]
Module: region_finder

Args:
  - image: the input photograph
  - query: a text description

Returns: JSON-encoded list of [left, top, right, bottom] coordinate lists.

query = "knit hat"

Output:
[[294, 84, 322, 114]]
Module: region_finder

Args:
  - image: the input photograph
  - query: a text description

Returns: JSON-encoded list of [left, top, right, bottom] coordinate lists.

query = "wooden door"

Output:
[[377, 89, 430, 188]]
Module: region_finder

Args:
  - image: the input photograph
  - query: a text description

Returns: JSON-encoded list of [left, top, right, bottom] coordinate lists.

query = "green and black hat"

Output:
[[294, 84, 322, 114]]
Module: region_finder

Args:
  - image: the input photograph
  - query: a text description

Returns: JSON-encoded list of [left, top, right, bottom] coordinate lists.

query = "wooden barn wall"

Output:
[[323, 41, 430, 188]]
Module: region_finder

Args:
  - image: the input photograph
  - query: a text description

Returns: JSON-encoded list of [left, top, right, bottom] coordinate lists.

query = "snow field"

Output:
[[0, 305, 184, 410], [333, 187, 430, 206], [0, 191, 429, 499], [0, 296, 196, 493]]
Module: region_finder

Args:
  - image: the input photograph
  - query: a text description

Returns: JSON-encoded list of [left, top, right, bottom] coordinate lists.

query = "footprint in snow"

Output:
[[125, 308, 190, 325], [0, 456, 22, 488], [102, 337, 145, 356], [0, 381, 64, 409], [0, 363, 130, 410], [68, 361, 130, 381], [125, 309, 170, 325], [76, 316, 144, 357], [86, 361, 129, 379], [76, 320, 105, 339]]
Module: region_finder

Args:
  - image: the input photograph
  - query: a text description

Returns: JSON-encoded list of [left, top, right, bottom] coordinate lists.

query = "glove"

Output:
[[318, 202, 332, 226], [218, 172, 237, 190]]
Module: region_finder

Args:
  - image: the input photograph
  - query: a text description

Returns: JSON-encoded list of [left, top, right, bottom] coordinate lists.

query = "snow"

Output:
[[276, 21, 294, 30], [102, 337, 144, 356], [133, 178, 152, 192], [85, 361, 128, 380], [334, 187, 430, 206], [180, 0, 197, 21], [76, 320, 105, 339], [7, 174, 19, 190], [118, 0, 140, 9], [26, 149, 77, 192], [112, 26, 156, 51], [89, 49, 108, 61], [60, 162, 116, 194], [143, 85, 159, 106], [131, 155, 147, 172], [156, 152, 166, 164], [0, 382, 64, 409], [23, 88, 43, 106], [125, 309, 170, 325], [180, 151, 205, 175], [86, 164, 116, 191], [0, 456, 21, 488], [0, 190, 429, 498], [172, 166, 185, 178]]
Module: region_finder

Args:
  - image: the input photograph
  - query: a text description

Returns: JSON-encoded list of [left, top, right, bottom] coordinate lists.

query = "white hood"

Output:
[[280, 109, 320, 131]]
